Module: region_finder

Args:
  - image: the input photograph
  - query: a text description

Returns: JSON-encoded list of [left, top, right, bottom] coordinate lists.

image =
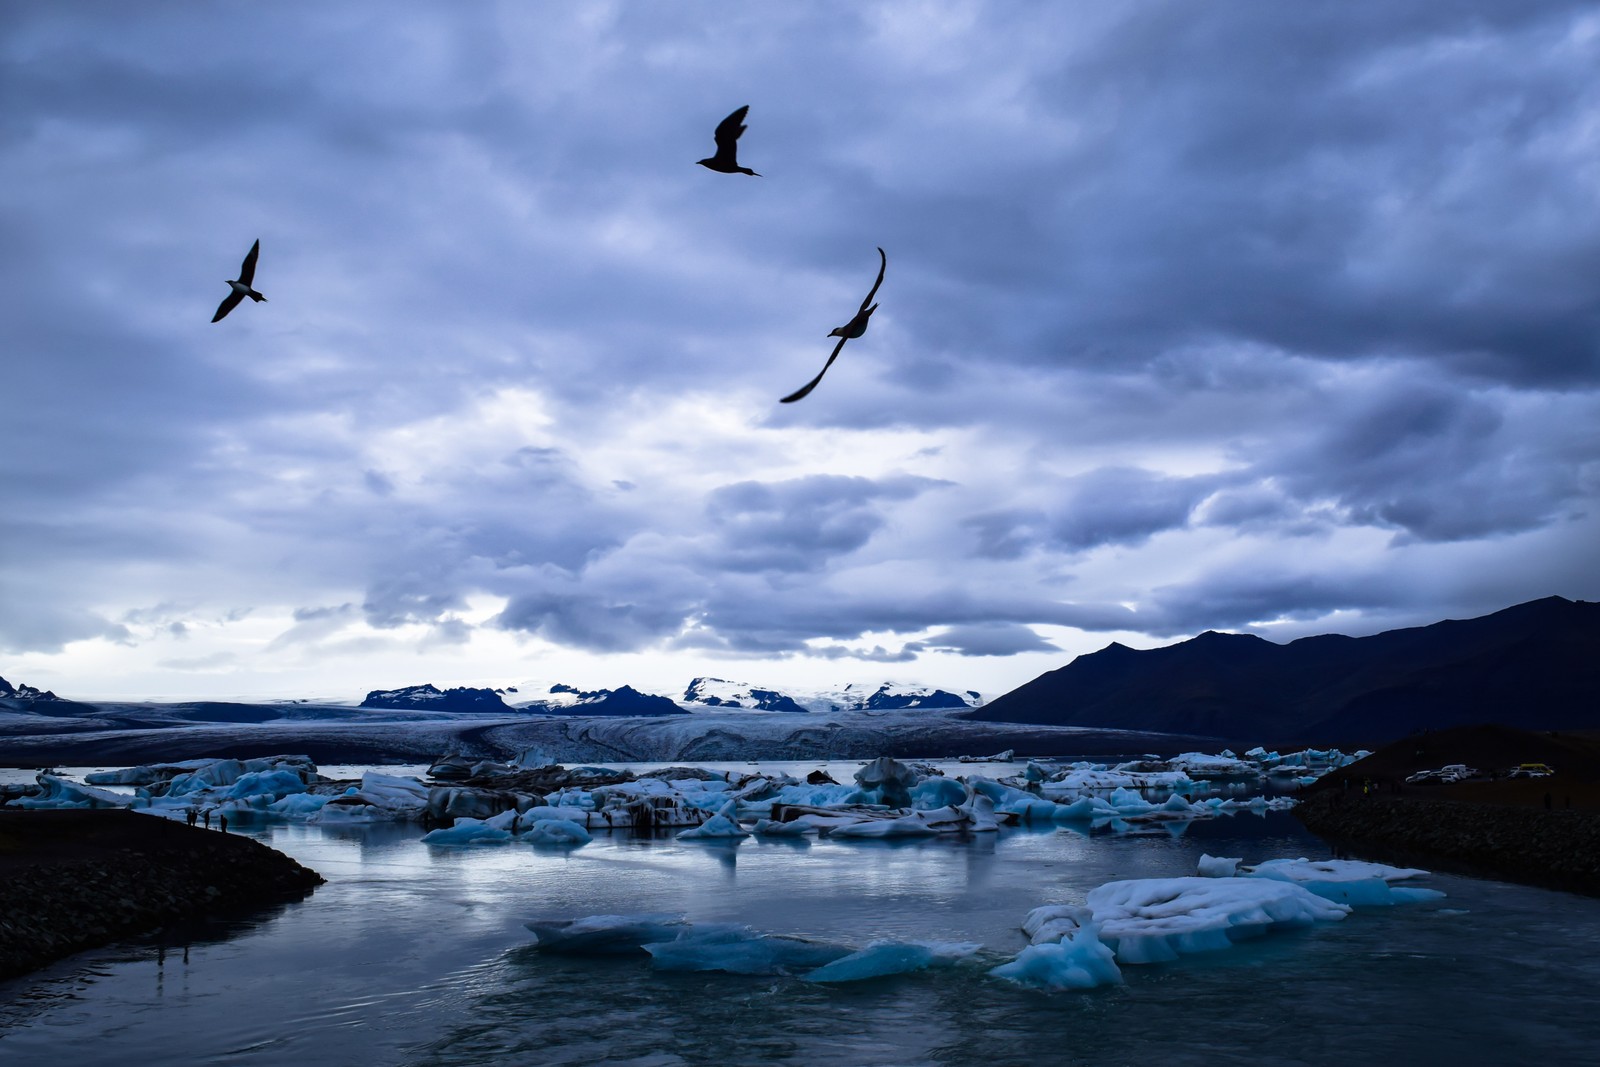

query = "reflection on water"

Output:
[[3, 766, 1600, 1065]]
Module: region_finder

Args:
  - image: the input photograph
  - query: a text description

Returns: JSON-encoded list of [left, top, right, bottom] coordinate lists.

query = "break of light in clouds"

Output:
[[3, 1, 1598, 701]]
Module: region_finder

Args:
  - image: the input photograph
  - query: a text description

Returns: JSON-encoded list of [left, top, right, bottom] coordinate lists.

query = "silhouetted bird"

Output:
[[696, 106, 760, 176], [780, 247, 886, 404], [211, 239, 267, 322]]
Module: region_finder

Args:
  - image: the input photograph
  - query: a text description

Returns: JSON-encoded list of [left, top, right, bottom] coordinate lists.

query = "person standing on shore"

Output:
[[202, 809, 211, 828], [219, 813, 229, 833]]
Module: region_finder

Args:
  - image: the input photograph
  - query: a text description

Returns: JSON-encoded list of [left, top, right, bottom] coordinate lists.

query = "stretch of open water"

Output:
[[4, 761, 1600, 1066]]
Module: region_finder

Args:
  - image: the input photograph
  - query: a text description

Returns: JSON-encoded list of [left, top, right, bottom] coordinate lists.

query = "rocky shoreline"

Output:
[[0, 810, 325, 983], [1294, 791, 1600, 897]]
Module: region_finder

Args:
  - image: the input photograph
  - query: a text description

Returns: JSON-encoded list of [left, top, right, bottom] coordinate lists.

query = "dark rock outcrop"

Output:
[[0, 810, 324, 981]]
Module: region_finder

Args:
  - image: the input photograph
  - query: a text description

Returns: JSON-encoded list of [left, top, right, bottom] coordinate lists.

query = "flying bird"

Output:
[[211, 239, 267, 322], [696, 106, 760, 176], [780, 247, 886, 404]]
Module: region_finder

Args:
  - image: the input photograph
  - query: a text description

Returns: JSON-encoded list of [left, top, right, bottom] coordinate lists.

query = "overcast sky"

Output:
[[3, 1, 1598, 703]]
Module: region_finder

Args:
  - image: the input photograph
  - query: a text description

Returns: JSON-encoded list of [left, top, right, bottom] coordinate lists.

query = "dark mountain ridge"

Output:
[[968, 597, 1600, 744]]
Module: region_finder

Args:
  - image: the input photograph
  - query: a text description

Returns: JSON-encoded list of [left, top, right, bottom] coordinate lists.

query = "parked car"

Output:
[[1509, 763, 1554, 778]]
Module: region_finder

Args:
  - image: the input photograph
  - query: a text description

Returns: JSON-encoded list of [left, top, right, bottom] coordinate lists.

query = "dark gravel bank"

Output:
[[1295, 791, 1600, 897], [0, 809, 324, 982]]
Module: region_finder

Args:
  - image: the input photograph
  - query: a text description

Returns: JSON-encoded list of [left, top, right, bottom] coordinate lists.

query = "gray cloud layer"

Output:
[[2, 2, 1597, 695]]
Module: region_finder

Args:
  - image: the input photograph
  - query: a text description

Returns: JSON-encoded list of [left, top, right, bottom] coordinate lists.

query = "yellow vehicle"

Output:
[[1510, 763, 1554, 778]]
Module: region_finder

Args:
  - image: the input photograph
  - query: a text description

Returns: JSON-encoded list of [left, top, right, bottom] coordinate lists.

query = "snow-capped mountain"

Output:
[[0, 675, 63, 703], [360, 684, 512, 713], [784, 682, 983, 714], [517, 684, 685, 717], [681, 678, 809, 713]]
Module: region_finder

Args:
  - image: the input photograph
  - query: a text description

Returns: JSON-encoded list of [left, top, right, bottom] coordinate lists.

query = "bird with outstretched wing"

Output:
[[780, 247, 886, 403], [212, 239, 267, 322], [696, 105, 761, 176]]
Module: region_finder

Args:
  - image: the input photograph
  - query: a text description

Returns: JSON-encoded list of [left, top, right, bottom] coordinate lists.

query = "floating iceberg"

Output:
[[310, 772, 430, 824], [644, 925, 854, 975], [677, 801, 750, 840], [523, 818, 592, 846], [1084, 877, 1351, 964], [422, 818, 513, 846], [1240, 858, 1445, 906], [1198, 853, 1242, 877], [805, 940, 981, 983], [8, 774, 130, 810], [989, 904, 1123, 990], [526, 914, 688, 955]]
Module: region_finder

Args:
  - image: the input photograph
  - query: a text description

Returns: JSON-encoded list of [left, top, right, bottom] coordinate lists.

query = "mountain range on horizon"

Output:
[[7, 597, 1598, 748], [965, 595, 1600, 744], [356, 679, 984, 717]]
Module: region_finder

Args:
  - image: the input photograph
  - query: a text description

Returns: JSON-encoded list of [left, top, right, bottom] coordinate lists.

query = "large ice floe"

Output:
[[1197, 854, 1447, 906], [992, 876, 1352, 989]]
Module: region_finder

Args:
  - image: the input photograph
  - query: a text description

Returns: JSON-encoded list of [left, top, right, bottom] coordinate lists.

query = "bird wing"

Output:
[[238, 239, 260, 286], [211, 290, 244, 322], [779, 335, 849, 404], [713, 106, 750, 156], [857, 247, 886, 315]]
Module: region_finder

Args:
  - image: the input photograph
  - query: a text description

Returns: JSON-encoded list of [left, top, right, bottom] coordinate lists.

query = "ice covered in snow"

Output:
[[1084, 877, 1351, 963], [676, 801, 750, 840], [1239, 858, 1445, 906], [804, 940, 981, 983]]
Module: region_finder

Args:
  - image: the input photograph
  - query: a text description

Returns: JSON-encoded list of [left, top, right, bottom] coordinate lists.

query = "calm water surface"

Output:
[[3, 762, 1599, 1066]]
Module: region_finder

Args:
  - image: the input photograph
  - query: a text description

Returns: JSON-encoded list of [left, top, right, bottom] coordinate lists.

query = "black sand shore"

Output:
[[0, 810, 324, 983]]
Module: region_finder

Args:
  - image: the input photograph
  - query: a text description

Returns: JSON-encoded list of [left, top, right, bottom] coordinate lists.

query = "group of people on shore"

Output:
[[183, 806, 228, 832]]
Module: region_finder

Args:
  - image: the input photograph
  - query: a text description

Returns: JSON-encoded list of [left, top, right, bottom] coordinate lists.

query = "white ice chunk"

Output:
[[1085, 877, 1351, 964], [1198, 854, 1242, 877], [1021, 903, 1096, 945], [676, 800, 750, 840], [804, 940, 981, 983], [1242, 858, 1444, 906]]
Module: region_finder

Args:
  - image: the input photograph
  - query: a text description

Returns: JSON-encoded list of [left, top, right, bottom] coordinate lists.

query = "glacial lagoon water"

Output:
[[4, 762, 1600, 1066]]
